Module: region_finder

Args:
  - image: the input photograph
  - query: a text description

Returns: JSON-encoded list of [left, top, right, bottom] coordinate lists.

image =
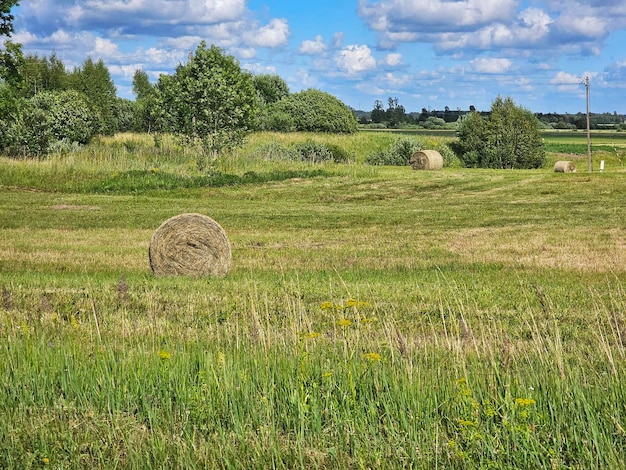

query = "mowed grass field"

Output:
[[0, 131, 625, 468]]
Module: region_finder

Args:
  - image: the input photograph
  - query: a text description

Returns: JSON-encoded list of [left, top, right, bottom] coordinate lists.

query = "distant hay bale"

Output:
[[410, 150, 444, 170], [554, 161, 576, 173], [149, 213, 231, 277]]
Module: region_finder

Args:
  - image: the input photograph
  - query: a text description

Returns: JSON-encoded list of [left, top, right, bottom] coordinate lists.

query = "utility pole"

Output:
[[584, 76, 592, 172]]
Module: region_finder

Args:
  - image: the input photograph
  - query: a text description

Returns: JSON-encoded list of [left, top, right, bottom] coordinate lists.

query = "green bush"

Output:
[[4, 90, 97, 157], [292, 140, 334, 163], [252, 140, 352, 164], [365, 138, 421, 166], [453, 96, 545, 169], [325, 143, 354, 163], [257, 108, 295, 132], [264, 89, 358, 133]]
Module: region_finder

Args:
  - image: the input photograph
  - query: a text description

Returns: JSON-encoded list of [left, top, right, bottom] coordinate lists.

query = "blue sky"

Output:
[[10, 0, 626, 114]]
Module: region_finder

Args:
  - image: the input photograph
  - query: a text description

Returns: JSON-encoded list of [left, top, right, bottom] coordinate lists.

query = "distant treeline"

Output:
[[355, 99, 626, 131]]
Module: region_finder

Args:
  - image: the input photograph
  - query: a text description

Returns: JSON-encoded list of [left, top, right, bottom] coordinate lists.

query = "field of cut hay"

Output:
[[0, 131, 625, 468]]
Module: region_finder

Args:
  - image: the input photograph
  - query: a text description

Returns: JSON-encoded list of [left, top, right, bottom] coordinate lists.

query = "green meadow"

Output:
[[1, 131, 625, 468]]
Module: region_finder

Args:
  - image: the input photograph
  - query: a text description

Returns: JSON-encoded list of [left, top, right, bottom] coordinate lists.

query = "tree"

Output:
[[131, 69, 158, 133], [371, 100, 385, 124], [4, 89, 96, 156], [261, 89, 358, 133], [453, 96, 545, 169], [67, 57, 117, 135], [132, 69, 153, 101], [18, 52, 68, 97], [0, 39, 22, 88], [154, 41, 257, 167], [1, 0, 19, 37], [253, 74, 289, 106], [386, 97, 406, 128]]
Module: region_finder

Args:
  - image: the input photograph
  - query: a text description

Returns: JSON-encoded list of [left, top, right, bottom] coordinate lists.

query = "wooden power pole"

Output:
[[584, 76, 592, 172]]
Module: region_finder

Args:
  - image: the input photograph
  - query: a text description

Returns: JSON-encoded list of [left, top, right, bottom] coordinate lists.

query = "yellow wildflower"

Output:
[[322, 372, 333, 378], [320, 301, 336, 310], [515, 398, 536, 406], [458, 419, 475, 427], [305, 332, 322, 339], [363, 352, 382, 362], [158, 350, 171, 360], [42, 457, 50, 465], [336, 319, 353, 327]]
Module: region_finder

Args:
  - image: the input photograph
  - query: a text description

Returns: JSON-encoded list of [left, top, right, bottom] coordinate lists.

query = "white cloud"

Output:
[[383, 72, 409, 86], [93, 37, 120, 57], [550, 71, 588, 93], [555, 14, 606, 38], [243, 63, 277, 74], [332, 32, 344, 49], [469, 58, 512, 74], [232, 47, 257, 59], [64, 0, 247, 28], [383, 53, 402, 67], [291, 68, 319, 90], [358, 0, 518, 32], [355, 82, 385, 96], [248, 18, 289, 48], [335, 45, 377, 75], [299, 35, 326, 55], [551, 71, 584, 85]]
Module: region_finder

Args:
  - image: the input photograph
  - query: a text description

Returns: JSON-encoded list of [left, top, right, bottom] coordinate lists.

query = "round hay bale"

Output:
[[554, 161, 576, 173], [149, 213, 231, 277], [410, 150, 444, 170]]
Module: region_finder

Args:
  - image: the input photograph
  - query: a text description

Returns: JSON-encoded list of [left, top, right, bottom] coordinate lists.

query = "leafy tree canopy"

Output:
[[0, 0, 19, 37], [262, 89, 358, 133], [154, 42, 257, 167], [67, 57, 118, 135], [132, 69, 154, 101], [453, 96, 545, 169], [2, 89, 96, 156], [253, 74, 289, 106]]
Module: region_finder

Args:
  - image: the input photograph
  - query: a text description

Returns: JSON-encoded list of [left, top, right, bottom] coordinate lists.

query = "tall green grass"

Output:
[[1, 277, 625, 468]]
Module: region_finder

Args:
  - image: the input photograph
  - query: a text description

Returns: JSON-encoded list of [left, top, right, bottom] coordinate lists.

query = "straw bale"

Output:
[[410, 150, 444, 170], [149, 213, 231, 277], [554, 161, 576, 173]]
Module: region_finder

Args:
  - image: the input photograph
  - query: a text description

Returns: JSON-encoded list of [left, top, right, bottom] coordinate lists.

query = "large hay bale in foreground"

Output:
[[149, 213, 231, 277], [554, 161, 576, 173], [410, 150, 444, 170]]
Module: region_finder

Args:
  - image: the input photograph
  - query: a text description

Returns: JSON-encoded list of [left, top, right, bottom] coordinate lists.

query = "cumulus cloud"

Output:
[[358, 0, 518, 32], [299, 35, 326, 55], [245, 18, 289, 48], [550, 71, 589, 93], [93, 37, 119, 57], [554, 14, 606, 38], [68, 0, 246, 30], [382, 72, 410, 86], [469, 58, 512, 74], [383, 53, 403, 67], [357, 0, 625, 60], [16, 0, 286, 52], [335, 45, 377, 75]]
